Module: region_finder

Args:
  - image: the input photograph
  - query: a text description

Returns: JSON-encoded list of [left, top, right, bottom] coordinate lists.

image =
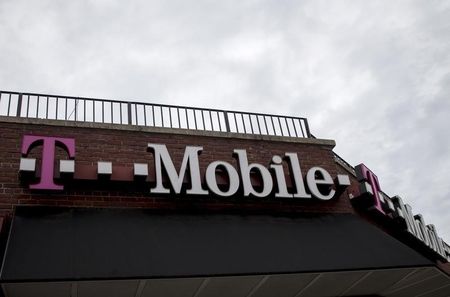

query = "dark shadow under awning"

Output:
[[0, 206, 433, 282]]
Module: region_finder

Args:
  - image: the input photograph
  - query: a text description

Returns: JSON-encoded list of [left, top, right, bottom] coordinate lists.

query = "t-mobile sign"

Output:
[[19, 135, 351, 200], [353, 163, 450, 262]]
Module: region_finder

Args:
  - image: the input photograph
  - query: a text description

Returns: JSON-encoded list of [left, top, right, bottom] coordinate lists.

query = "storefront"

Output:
[[0, 91, 449, 297]]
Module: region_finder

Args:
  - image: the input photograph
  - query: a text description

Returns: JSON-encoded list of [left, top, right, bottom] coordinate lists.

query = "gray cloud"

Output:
[[1, 0, 449, 240]]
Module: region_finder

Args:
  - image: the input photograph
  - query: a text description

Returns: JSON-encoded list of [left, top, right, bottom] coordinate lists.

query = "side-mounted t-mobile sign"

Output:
[[352, 163, 450, 262], [19, 135, 351, 200]]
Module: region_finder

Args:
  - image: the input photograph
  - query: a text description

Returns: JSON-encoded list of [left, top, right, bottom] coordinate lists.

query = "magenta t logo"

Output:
[[21, 135, 75, 190], [355, 164, 385, 215]]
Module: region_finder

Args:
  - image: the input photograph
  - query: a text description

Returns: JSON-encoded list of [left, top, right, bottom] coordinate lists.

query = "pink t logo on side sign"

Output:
[[355, 163, 385, 215], [21, 135, 75, 190]]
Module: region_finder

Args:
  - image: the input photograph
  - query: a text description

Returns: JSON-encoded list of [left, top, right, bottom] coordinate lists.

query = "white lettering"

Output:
[[206, 161, 239, 197], [148, 144, 208, 195], [285, 153, 311, 198], [306, 167, 335, 200], [234, 149, 273, 198], [270, 155, 291, 198], [146, 144, 348, 201]]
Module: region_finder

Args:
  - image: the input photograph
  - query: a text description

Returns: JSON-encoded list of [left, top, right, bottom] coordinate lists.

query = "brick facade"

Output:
[[0, 118, 356, 221]]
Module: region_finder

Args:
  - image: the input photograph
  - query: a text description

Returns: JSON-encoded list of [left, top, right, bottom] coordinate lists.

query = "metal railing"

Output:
[[0, 91, 311, 138], [334, 153, 356, 176]]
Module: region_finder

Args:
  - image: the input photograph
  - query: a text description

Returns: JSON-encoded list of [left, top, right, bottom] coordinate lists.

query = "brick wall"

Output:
[[0, 119, 356, 220]]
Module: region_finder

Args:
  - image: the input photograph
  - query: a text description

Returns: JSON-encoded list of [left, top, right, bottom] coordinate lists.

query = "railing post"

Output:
[[127, 102, 132, 125], [224, 111, 231, 132], [304, 119, 311, 138], [16, 93, 23, 117]]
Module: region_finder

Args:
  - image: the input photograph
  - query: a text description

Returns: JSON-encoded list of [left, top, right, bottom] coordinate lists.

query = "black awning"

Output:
[[0, 206, 432, 282]]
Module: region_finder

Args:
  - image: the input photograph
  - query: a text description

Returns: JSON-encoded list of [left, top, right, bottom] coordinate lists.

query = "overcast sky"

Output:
[[1, 1, 449, 241]]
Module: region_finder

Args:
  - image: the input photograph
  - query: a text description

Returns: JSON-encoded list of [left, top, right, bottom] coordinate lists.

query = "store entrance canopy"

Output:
[[2, 207, 448, 296]]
